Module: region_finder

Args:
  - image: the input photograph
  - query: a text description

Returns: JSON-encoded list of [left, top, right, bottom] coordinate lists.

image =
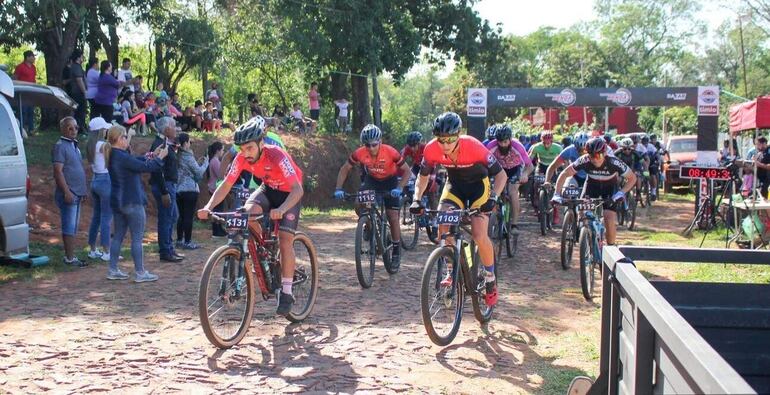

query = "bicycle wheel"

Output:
[[420, 246, 463, 346], [286, 232, 319, 323], [489, 210, 504, 263], [354, 215, 376, 288], [503, 202, 515, 258], [538, 189, 548, 235], [400, 199, 419, 250], [628, 194, 637, 231], [383, 220, 398, 275], [426, 222, 439, 244], [198, 245, 255, 349], [470, 246, 496, 324], [560, 210, 576, 270], [578, 227, 596, 301]]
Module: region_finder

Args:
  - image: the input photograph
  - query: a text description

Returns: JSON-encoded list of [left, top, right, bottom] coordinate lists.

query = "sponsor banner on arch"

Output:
[[697, 86, 720, 116], [486, 87, 698, 108], [466, 88, 487, 117]]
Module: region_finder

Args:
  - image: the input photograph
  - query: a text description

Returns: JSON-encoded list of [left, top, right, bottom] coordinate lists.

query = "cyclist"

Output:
[[604, 133, 618, 151], [545, 132, 590, 189], [561, 135, 573, 150], [643, 135, 660, 200], [197, 117, 304, 316], [487, 124, 534, 233], [528, 130, 563, 177], [615, 137, 645, 193], [334, 124, 411, 269], [401, 131, 425, 177], [410, 112, 507, 306], [552, 138, 636, 246], [482, 124, 498, 146]]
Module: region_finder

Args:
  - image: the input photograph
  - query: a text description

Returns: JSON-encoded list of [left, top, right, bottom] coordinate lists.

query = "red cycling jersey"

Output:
[[348, 144, 405, 180], [420, 135, 502, 184], [225, 145, 303, 192], [401, 143, 425, 165]]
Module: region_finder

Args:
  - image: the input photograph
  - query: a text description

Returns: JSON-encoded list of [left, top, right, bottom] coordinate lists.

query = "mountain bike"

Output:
[[399, 177, 439, 250], [558, 185, 582, 270], [617, 181, 637, 231], [637, 172, 651, 208], [420, 208, 498, 346], [198, 209, 319, 349], [537, 180, 555, 235], [489, 176, 519, 262], [345, 190, 397, 288], [576, 198, 612, 301]]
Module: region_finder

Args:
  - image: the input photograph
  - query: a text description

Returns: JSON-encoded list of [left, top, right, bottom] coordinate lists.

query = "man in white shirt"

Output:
[[334, 98, 349, 133], [117, 58, 134, 91]]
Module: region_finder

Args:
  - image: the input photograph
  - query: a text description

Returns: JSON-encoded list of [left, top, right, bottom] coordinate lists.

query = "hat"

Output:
[[89, 117, 111, 131]]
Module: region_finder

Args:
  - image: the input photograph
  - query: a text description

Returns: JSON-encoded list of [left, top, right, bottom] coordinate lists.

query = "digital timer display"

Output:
[[679, 166, 731, 180]]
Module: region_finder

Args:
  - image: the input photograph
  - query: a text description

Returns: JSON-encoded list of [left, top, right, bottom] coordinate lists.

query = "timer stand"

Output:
[[682, 175, 736, 248]]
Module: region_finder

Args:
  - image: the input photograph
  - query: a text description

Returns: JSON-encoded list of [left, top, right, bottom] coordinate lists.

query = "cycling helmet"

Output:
[[360, 124, 382, 145], [561, 136, 573, 147], [641, 135, 650, 144], [496, 125, 513, 141], [520, 135, 530, 144], [630, 134, 640, 144], [573, 132, 590, 151], [650, 134, 658, 141], [433, 112, 462, 136], [541, 130, 554, 141], [406, 131, 423, 146], [485, 125, 498, 140], [233, 116, 266, 146], [603, 134, 613, 143], [620, 137, 634, 149], [532, 133, 541, 142], [585, 137, 606, 156]]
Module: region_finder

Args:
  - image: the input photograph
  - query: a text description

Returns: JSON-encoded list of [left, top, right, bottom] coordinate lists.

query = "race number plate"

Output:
[[235, 189, 253, 201], [220, 213, 249, 230], [357, 190, 376, 204], [436, 211, 461, 225], [563, 187, 581, 198], [534, 175, 545, 184], [578, 203, 594, 212]]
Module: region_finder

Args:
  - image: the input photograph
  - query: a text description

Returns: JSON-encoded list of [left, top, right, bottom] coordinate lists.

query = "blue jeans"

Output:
[[152, 182, 179, 256], [87, 173, 112, 249], [110, 204, 146, 273], [20, 105, 34, 132], [54, 190, 81, 236]]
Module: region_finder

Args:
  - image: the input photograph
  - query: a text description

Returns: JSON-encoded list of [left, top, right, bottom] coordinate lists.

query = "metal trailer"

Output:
[[578, 246, 770, 394]]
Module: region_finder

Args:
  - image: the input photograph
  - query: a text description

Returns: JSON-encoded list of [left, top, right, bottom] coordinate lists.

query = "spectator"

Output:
[[132, 75, 144, 96], [755, 136, 770, 198], [171, 92, 183, 113], [139, 91, 159, 134], [107, 125, 168, 282], [308, 82, 320, 121], [190, 100, 204, 130], [52, 116, 88, 267], [205, 81, 223, 113], [85, 58, 100, 115], [120, 90, 147, 135], [12, 50, 37, 135], [156, 81, 168, 101], [290, 102, 316, 133], [248, 93, 263, 117], [85, 117, 113, 261], [117, 58, 134, 91], [150, 117, 183, 262], [206, 141, 227, 237], [202, 101, 221, 131], [93, 60, 120, 122], [176, 133, 208, 249], [68, 50, 87, 132], [334, 97, 350, 133]]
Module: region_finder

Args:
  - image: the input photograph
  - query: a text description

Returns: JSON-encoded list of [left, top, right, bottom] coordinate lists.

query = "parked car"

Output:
[[663, 135, 698, 192], [0, 69, 76, 257]]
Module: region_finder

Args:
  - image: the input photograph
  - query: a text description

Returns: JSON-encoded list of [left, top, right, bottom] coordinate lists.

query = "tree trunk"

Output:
[[201, 63, 208, 103], [38, 17, 81, 128], [331, 72, 348, 101], [351, 74, 370, 132], [371, 70, 381, 128]]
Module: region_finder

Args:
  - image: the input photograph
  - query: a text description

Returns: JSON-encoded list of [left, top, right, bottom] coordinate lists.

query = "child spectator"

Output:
[[120, 90, 148, 135], [202, 101, 221, 131]]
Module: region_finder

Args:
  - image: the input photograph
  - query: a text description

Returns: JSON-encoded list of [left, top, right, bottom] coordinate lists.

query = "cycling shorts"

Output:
[[361, 175, 400, 210], [584, 180, 618, 212], [246, 186, 301, 234], [440, 177, 491, 210], [537, 162, 549, 175], [504, 165, 522, 182], [649, 164, 660, 175], [411, 164, 421, 177]]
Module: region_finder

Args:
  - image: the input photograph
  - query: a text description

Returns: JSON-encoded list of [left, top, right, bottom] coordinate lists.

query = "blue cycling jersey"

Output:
[[558, 145, 587, 179]]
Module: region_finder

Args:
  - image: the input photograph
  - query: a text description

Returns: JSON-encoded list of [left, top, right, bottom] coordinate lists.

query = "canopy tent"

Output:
[[608, 107, 640, 134], [729, 96, 770, 133]]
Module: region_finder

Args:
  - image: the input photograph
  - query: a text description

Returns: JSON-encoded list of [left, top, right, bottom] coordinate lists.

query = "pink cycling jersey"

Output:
[[486, 139, 532, 169]]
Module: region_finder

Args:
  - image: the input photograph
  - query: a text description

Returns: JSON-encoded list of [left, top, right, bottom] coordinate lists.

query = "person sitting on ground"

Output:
[[289, 102, 316, 133], [120, 90, 148, 135], [191, 100, 204, 130], [202, 101, 221, 131], [248, 93, 264, 117]]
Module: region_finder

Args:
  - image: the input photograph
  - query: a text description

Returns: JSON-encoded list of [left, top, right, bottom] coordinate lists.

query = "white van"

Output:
[[0, 69, 76, 257]]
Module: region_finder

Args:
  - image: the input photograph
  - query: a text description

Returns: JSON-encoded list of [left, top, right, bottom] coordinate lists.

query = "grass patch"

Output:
[[659, 192, 695, 203], [24, 129, 67, 166], [534, 363, 592, 395], [301, 207, 353, 221], [0, 241, 153, 284], [630, 226, 731, 249]]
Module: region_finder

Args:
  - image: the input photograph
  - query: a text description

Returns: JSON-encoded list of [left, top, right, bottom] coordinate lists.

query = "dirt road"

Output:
[[0, 201, 689, 394]]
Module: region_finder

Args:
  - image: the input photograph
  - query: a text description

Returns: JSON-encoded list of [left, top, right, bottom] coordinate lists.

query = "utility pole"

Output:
[[738, 14, 750, 97], [605, 79, 610, 133]]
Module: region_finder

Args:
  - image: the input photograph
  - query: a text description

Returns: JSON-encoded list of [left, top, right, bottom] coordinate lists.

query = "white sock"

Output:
[[281, 277, 293, 295]]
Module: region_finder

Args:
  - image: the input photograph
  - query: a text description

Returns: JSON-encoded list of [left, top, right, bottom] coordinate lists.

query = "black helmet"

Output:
[[641, 135, 650, 143], [406, 131, 423, 146], [603, 134, 612, 143], [585, 137, 606, 156], [360, 124, 382, 145], [562, 136, 573, 147], [485, 125, 498, 140], [630, 134, 640, 144], [496, 124, 513, 141], [650, 134, 658, 141], [433, 112, 462, 136], [233, 116, 265, 146]]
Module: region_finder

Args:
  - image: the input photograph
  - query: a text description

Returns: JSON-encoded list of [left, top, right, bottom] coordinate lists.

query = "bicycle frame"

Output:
[[433, 211, 483, 298], [580, 202, 606, 263]]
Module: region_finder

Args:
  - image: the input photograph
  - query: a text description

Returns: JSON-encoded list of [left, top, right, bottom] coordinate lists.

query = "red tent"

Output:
[[609, 107, 640, 134], [729, 96, 770, 133], [543, 108, 560, 130], [566, 107, 594, 126]]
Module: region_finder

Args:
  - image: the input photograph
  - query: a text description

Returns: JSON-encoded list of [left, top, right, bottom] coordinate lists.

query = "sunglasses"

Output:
[[365, 142, 380, 148], [591, 152, 605, 159], [622, 147, 632, 151], [437, 135, 459, 145]]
